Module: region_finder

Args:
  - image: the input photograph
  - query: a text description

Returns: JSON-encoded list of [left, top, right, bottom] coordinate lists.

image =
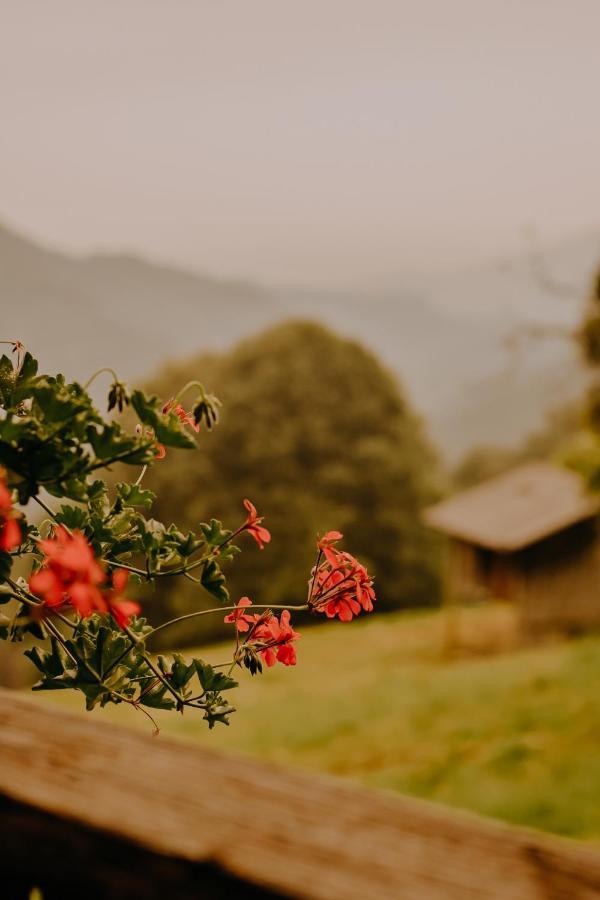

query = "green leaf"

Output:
[[202, 695, 236, 729], [200, 559, 229, 604], [157, 652, 196, 692], [55, 505, 89, 530], [193, 658, 237, 693], [164, 525, 202, 558], [198, 519, 240, 563], [88, 479, 110, 516], [16, 351, 38, 383], [199, 518, 231, 547], [170, 653, 196, 689], [31, 378, 91, 423], [0, 355, 15, 406], [117, 482, 157, 509], [86, 422, 149, 464], [130, 390, 196, 449], [139, 680, 176, 710], [25, 637, 79, 689], [93, 623, 132, 678], [12, 352, 40, 403]]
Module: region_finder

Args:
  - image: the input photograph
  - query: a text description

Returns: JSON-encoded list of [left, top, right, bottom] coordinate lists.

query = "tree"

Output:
[[143, 320, 441, 643]]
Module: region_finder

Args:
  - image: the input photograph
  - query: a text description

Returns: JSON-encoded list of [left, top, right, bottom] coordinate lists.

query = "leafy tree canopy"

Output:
[[142, 320, 442, 643]]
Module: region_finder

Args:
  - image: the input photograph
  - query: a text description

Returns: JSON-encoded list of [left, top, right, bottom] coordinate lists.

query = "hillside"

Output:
[[1, 221, 598, 458]]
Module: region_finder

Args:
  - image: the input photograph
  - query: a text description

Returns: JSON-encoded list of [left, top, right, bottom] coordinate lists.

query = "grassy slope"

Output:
[[37, 604, 600, 840]]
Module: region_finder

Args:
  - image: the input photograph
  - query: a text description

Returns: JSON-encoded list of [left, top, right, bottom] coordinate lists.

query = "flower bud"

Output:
[[192, 388, 221, 430], [107, 380, 130, 414], [236, 644, 263, 676]]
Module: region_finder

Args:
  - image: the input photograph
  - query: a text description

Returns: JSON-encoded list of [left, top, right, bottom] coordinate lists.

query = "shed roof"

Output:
[[424, 462, 600, 552]]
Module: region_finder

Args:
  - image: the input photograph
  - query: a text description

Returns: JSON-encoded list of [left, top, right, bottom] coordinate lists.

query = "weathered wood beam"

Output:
[[1, 689, 600, 899]]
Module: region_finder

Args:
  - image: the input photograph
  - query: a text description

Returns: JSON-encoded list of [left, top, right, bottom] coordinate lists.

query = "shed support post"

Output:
[[441, 538, 460, 656]]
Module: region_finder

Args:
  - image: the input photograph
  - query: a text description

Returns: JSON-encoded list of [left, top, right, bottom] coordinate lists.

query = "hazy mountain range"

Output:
[[1, 222, 598, 461]]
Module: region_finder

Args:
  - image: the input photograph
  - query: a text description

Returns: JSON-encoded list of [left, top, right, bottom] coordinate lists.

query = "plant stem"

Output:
[[307, 549, 323, 602], [51, 608, 78, 630], [145, 603, 308, 641], [104, 600, 307, 684], [89, 445, 154, 471], [134, 465, 148, 487], [32, 495, 58, 520], [107, 555, 209, 580], [4, 576, 41, 606], [83, 367, 119, 391], [4, 577, 76, 631], [172, 380, 204, 405], [106, 510, 248, 581], [122, 625, 185, 705], [312, 573, 358, 605], [101, 641, 137, 679]]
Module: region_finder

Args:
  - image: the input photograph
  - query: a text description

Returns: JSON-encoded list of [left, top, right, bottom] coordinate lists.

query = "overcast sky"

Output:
[[1, 0, 599, 287]]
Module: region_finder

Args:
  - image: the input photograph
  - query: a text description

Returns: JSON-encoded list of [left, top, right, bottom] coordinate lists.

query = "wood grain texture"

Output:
[[1, 689, 600, 899]]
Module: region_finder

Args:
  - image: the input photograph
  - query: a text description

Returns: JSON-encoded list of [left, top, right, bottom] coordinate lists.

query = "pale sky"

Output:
[[1, 0, 599, 287]]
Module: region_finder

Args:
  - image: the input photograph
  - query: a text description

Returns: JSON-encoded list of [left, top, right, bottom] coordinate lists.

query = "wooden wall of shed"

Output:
[[446, 540, 485, 603], [446, 540, 521, 604], [518, 520, 600, 636]]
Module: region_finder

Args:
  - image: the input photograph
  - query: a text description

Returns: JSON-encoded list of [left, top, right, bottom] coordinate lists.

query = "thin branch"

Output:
[[82, 367, 119, 391], [32, 495, 58, 520], [145, 603, 308, 641]]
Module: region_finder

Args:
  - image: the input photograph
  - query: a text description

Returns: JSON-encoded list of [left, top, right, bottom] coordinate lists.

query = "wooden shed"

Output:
[[424, 462, 600, 635]]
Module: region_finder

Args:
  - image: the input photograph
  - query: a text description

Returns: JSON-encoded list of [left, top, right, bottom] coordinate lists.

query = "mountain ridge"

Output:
[[1, 221, 598, 460]]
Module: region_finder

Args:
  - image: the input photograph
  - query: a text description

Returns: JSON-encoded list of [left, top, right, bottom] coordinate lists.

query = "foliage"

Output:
[[564, 268, 600, 486], [0, 340, 376, 731], [140, 321, 441, 644]]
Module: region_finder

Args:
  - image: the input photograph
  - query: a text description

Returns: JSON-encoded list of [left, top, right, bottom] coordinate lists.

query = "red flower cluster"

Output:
[[308, 531, 375, 622], [224, 597, 299, 667], [0, 470, 21, 552], [242, 499, 271, 549], [29, 527, 140, 627], [162, 399, 200, 433]]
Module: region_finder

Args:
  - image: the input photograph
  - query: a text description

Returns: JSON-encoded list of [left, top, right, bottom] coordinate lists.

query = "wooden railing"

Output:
[[2, 689, 600, 899]]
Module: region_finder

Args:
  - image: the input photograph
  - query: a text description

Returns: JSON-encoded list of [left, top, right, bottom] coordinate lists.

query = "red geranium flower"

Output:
[[317, 530, 344, 567], [162, 399, 200, 433], [223, 596, 255, 633], [103, 568, 141, 628], [252, 609, 300, 667], [29, 529, 140, 628], [29, 525, 107, 618], [242, 499, 271, 549], [29, 527, 107, 617], [0, 470, 22, 552], [225, 598, 300, 667], [308, 531, 375, 622]]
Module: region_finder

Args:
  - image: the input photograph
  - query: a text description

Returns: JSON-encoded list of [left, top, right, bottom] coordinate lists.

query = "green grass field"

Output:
[[35, 603, 600, 840]]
